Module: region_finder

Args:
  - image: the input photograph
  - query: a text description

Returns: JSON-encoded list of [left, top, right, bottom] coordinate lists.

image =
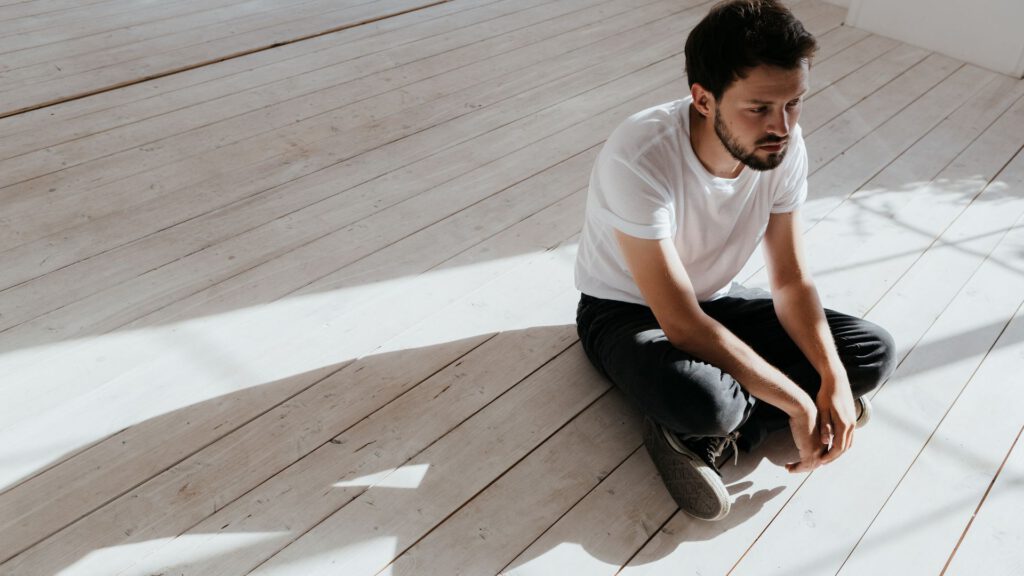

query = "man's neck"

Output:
[[689, 104, 743, 179]]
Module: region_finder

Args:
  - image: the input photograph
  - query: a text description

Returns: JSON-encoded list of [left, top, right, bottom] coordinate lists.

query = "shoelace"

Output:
[[708, 431, 741, 468]]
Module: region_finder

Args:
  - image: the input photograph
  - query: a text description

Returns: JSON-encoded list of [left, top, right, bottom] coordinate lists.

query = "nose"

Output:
[[766, 107, 790, 138]]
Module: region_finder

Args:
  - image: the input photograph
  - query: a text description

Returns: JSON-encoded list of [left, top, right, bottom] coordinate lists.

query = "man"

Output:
[[574, 0, 896, 521]]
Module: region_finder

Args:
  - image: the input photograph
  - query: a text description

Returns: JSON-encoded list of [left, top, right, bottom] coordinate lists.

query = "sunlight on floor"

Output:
[[250, 535, 400, 576], [64, 532, 288, 576], [0, 242, 579, 491], [334, 463, 430, 490], [502, 542, 620, 575]]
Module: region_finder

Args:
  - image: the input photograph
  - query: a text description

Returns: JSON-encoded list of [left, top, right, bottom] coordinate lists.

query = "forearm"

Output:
[[772, 279, 845, 383], [666, 315, 815, 417]]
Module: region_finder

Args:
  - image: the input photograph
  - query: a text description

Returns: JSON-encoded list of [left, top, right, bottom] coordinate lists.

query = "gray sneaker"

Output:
[[855, 396, 872, 428], [642, 416, 740, 521]]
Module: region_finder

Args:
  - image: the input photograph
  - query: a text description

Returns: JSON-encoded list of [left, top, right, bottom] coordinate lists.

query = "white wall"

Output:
[[846, 0, 1024, 78]]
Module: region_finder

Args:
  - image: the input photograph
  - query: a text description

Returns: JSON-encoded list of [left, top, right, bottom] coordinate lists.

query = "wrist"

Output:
[[819, 368, 850, 392], [783, 393, 816, 418]]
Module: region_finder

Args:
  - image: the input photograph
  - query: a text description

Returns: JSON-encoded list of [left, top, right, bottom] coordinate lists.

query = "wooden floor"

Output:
[[1, 0, 1022, 573]]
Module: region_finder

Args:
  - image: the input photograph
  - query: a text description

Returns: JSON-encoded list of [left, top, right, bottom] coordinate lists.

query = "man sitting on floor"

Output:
[[574, 0, 897, 521]]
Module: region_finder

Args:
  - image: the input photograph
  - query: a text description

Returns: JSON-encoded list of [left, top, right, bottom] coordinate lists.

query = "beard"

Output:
[[713, 111, 787, 171]]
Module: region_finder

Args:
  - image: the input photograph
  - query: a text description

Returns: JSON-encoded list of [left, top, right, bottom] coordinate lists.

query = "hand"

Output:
[[816, 373, 857, 464], [785, 402, 826, 473]]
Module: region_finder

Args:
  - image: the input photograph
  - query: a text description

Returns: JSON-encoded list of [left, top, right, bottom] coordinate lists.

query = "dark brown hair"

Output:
[[684, 0, 818, 99]]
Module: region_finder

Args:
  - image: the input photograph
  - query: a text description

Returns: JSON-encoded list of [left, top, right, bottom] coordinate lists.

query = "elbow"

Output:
[[771, 274, 815, 295], [662, 317, 715, 351], [662, 325, 690, 349]]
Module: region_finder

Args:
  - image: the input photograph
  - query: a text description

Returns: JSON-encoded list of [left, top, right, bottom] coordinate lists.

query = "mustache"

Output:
[[757, 136, 787, 146]]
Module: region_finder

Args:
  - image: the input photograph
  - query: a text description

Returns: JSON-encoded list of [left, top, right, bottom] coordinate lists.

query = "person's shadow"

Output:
[[2, 325, 801, 575]]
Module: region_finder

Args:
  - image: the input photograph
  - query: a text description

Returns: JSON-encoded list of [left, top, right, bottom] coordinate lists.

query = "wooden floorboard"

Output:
[[1, 1, 1022, 574], [944, 423, 1024, 575], [0, 0, 448, 117], [0, 0, 687, 328]]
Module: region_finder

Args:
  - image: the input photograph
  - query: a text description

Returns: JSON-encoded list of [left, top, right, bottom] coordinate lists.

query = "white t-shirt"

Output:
[[574, 96, 808, 304]]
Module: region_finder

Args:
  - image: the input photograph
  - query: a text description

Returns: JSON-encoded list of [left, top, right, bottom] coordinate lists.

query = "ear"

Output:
[[690, 83, 714, 118]]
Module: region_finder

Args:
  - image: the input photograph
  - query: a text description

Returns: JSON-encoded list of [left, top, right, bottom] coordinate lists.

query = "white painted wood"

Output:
[[847, 0, 1024, 78], [727, 137, 1024, 576], [944, 427, 1024, 575], [787, 0, 845, 37], [805, 52, 964, 174], [800, 40, 923, 134], [835, 208, 1024, 574], [807, 24, 869, 68]]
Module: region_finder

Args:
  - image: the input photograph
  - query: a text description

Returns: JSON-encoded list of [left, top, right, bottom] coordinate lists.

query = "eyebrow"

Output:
[[744, 89, 809, 105]]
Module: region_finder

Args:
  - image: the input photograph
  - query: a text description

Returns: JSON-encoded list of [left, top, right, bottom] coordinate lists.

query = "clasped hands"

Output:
[[786, 372, 857, 473]]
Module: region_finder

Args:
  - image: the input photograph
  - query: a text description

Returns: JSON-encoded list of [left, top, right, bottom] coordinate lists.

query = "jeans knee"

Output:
[[681, 408, 747, 437], [847, 323, 897, 397], [668, 369, 751, 437]]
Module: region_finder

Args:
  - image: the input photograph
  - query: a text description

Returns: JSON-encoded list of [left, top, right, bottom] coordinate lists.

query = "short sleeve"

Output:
[[771, 128, 809, 214], [591, 149, 674, 240]]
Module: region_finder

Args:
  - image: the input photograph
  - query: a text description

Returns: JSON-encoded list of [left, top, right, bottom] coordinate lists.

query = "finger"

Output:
[[820, 445, 844, 464], [806, 451, 826, 470], [836, 422, 851, 452], [820, 417, 833, 445], [787, 461, 814, 473]]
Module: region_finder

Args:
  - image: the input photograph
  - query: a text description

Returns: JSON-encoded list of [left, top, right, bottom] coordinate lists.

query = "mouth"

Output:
[[758, 140, 787, 152]]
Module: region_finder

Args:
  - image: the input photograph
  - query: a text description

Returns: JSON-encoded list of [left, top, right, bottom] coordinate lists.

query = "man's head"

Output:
[[685, 0, 817, 171]]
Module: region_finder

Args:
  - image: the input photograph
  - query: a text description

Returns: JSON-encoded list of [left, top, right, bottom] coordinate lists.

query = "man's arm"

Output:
[[763, 210, 857, 462], [614, 230, 825, 472]]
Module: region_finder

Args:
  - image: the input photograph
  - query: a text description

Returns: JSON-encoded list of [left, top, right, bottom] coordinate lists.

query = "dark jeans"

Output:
[[576, 284, 897, 452]]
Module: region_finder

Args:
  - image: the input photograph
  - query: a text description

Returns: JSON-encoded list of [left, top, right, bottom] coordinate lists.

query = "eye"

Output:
[[749, 106, 767, 114], [786, 99, 802, 108]]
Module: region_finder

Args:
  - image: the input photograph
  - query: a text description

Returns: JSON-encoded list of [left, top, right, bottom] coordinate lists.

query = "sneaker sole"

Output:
[[642, 417, 730, 521]]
